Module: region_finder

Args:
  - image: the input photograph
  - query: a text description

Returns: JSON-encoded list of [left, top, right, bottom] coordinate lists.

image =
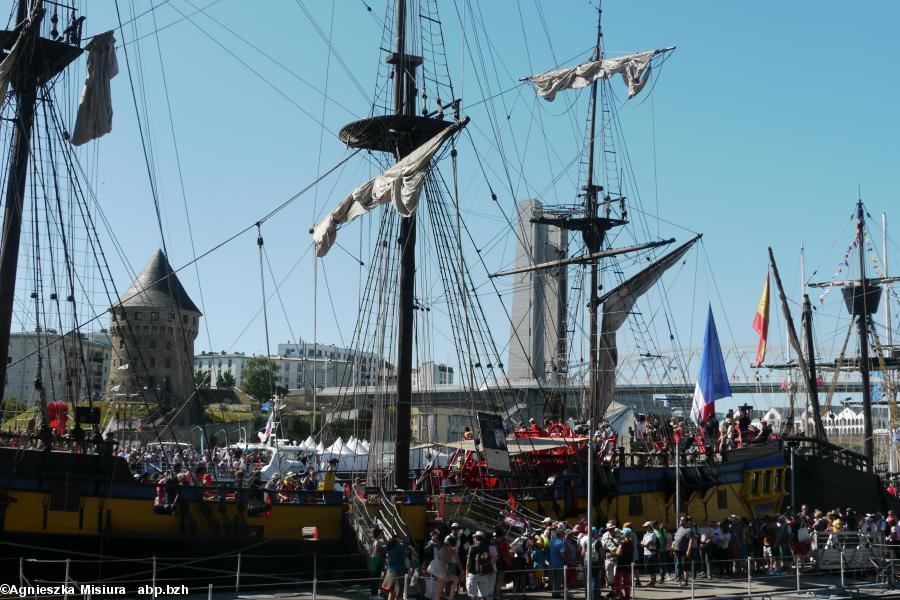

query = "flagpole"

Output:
[[883, 212, 895, 475], [675, 440, 681, 522]]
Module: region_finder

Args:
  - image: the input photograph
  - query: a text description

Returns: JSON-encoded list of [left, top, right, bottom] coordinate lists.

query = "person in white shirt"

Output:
[[714, 521, 732, 576], [697, 519, 714, 579]]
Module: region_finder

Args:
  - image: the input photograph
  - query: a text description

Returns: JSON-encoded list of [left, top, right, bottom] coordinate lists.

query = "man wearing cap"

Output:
[[672, 516, 694, 586], [640, 521, 660, 586], [601, 521, 621, 593], [548, 528, 567, 598], [466, 531, 494, 599]]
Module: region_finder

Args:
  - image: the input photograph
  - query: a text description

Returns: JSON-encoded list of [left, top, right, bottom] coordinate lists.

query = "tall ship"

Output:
[[0, 0, 897, 588]]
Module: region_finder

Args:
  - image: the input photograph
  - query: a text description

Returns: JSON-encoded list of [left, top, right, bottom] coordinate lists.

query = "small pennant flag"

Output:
[[258, 411, 275, 443], [752, 272, 770, 368], [691, 306, 732, 427]]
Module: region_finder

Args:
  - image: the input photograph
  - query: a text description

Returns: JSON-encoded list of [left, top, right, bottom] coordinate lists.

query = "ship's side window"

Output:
[[763, 470, 772, 495], [750, 472, 759, 496], [773, 469, 782, 493], [628, 494, 643, 516], [717, 489, 728, 509]]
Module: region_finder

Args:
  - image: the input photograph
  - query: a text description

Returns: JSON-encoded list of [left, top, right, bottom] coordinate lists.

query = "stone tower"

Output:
[[105, 250, 201, 405], [507, 199, 568, 381]]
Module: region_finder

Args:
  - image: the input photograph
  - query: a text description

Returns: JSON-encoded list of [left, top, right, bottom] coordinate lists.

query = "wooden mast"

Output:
[[587, 8, 603, 428], [856, 199, 876, 469], [392, 0, 419, 489], [0, 1, 82, 431]]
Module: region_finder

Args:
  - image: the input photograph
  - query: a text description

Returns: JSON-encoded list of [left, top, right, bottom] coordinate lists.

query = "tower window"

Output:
[[133, 312, 142, 321], [150, 312, 159, 322]]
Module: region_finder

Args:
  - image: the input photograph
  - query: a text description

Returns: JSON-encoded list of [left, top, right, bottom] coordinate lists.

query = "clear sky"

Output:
[[22, 0, 899, 391]]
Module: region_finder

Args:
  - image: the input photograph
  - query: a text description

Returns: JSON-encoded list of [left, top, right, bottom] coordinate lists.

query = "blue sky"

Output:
[[23, 0, 899, 386]]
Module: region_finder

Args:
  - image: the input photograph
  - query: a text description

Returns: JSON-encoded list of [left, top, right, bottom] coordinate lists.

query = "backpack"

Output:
[[475, 548, 494, 575]]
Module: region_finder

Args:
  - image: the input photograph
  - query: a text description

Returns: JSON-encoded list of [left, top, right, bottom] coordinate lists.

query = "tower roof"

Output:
[[116, 249, 201, 314]]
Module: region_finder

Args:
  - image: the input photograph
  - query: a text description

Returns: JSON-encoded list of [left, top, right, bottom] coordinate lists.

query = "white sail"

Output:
[[71, 31, 119, 146], [0, 30, 24, 112], [524, 47, 673, 101], [312, 119, 467, 257], [595, 235, 699, 417]]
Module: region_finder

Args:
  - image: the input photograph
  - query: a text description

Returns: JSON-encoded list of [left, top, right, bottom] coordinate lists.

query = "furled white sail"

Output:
[[0, 30, 25, 111], [525, 47, 673, 101], [71, 31, 119, 146], [595, 235, 699, 418], [312, 118, 468, 257]]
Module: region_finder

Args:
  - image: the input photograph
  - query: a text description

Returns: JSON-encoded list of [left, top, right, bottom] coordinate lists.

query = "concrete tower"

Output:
[[105, 250, 201, 405], [507, 199, 568, 381]]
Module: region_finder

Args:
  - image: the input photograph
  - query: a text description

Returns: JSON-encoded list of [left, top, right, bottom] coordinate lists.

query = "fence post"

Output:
[[840, 549, 845, 589], [690, 561, 695, 600], [563, 566, 568, 599], [19, 557, 23, 587], [234, 553, 241, 597], [208, 583, 213, 600], [747, 555, 752, 597], [63, 559, 70, 600], [795, 551, 800, 592], [152, 556, 157, 599], [632, 561, 636, 600], [312, 553, 318, 600]]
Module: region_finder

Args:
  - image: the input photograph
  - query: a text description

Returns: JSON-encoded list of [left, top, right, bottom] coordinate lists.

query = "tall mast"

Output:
[[0, 1, 82, 425], [585, 9, 603, 600], [856, 199, 875, 469], [586, 6, 603, 440], [885, 213, 894, 352], [392, 0, 419, 489], [884, 212, 895, 472], [801, 294, 826, 441]]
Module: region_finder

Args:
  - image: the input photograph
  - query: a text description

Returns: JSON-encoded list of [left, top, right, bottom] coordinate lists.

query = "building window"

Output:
[[118, 339, 124, 349], [150, 312, 159, 321], [166, 341, 172, 351], [182, 315, 188, 324], [628, 495, 643, 516], [149, 339, 157, 350], [167, 313, 175, 322], [717, 489, 728, 509], [149, 358, 156, 368], [193, 317, 197, 326], [164, 358, 171, 369], [133, 312, 142, 321]]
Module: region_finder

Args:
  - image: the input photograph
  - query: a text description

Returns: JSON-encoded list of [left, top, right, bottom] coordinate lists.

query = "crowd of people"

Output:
[[367, 504, 900, 600]]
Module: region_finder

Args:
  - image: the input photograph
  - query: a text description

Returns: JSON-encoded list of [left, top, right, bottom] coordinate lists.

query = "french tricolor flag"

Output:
[[690, 306, 732, 427], [258, 411, 275, 444]]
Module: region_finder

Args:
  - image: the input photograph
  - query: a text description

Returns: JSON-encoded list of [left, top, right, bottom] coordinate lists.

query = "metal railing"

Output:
[[7, 550, 899, 600]]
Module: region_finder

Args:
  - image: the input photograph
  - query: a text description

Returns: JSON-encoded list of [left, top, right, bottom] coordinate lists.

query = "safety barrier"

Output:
[[5, 545, 899, 599]]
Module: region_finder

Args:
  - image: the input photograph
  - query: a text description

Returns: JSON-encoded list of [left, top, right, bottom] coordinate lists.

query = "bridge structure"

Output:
[[318, 346, 892, 427]]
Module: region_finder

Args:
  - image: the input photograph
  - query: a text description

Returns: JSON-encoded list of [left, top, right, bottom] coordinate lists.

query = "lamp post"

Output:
[[191, 425, 205, 454]]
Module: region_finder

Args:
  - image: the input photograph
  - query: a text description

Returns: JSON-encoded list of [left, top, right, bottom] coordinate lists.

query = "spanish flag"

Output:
[[752, 272, 770, 367]]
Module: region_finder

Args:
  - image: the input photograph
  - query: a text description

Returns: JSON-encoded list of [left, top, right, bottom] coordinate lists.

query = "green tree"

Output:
[[218, 370, 236, 388], [240, 357, 279, 403], [1, 395, 25, 415], [194, 370, 211, 389]]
